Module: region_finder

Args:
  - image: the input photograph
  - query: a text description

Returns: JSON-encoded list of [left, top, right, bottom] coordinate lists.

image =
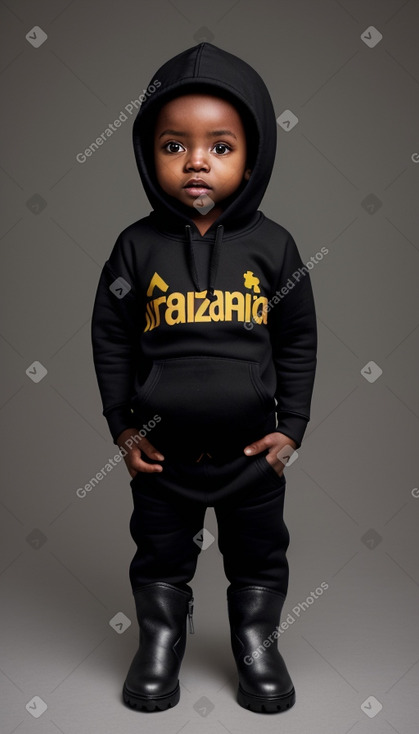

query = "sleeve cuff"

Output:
[[275, 412, 309, 449], [104, 405, 138, 445]]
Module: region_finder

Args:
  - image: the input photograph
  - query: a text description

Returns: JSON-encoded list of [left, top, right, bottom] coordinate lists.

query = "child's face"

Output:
[[153, 94, 251, 215]]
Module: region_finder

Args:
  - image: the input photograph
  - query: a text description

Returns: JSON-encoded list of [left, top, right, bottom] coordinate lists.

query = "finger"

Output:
[[243, 436, 269, 455], [137, 436, 165, 461], [146, 441, 165, 461], [126, 445, 163, 475], [265, 450, 285, 476], [130, 457, 164, 475]]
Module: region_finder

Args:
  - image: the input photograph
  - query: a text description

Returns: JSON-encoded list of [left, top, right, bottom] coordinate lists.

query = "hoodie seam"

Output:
[[272, 233, 293, 294], [193, 43, 205, 75]]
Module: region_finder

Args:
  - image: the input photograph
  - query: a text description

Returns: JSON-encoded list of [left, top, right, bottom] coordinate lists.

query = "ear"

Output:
[[244, 168, 252, 181]]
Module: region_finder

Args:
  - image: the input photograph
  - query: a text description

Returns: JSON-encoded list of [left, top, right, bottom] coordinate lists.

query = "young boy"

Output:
[[91, 42, 317, 714]]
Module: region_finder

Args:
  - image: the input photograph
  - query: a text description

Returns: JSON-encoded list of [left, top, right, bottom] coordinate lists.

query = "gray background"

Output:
[[1, 0, 419, 732]]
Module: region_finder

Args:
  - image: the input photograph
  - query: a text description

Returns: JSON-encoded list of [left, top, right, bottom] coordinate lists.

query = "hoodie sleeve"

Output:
[[91, 235, 142, 445], [268, 233, 318, 449]]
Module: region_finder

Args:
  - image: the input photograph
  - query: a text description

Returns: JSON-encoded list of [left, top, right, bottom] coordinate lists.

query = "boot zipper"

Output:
[[188, 597, 195, 634]]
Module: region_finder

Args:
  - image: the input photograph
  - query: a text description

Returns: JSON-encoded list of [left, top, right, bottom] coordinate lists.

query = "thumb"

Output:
[[140, 436, 165, 461], [244, 439, 264, 456]]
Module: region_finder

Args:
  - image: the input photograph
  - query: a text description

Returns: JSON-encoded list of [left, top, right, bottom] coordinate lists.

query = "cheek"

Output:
[[229, 166, 246, 185], [154, 158, 180, 193], [156, 155, 175, 174]]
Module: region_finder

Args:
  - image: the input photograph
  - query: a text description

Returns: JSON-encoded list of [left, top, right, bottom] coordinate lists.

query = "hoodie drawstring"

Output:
[[185, 224, 224, 302]]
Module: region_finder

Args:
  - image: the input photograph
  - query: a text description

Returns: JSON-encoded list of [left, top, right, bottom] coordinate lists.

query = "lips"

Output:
[[183, 179, 212, 198], [184, 178, 211, 189]]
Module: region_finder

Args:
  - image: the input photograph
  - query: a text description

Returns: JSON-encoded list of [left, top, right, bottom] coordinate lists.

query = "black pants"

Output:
[[128, 448, 290, 598]]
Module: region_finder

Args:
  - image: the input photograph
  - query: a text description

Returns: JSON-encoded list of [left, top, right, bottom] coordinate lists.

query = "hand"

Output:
[[116, 428, 165, 478], [243, 432, 297, 476]]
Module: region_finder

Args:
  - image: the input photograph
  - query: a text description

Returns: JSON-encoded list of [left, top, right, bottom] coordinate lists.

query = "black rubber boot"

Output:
[[122, 582, 194, 712], [227, 585, 295, 713]]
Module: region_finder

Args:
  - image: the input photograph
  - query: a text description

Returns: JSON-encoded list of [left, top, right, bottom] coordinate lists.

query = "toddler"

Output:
[[91, 41, 317, 714]]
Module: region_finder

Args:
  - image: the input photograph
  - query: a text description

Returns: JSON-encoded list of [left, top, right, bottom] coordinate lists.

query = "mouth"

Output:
[[183, 179, 212, 197]]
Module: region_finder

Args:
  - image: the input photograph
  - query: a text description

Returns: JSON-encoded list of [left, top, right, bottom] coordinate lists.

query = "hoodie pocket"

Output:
[[256, 454, 286, 486], [131, 356, 274, 444]]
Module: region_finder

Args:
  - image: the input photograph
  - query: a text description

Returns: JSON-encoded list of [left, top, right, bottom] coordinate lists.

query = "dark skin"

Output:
[[118, 94, 297, 478], [153, 93, 251, 235]]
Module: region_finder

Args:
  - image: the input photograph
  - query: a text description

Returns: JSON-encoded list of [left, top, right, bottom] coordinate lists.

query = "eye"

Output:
[[212, 143, 231, 155], [164, 141, 185, 153]]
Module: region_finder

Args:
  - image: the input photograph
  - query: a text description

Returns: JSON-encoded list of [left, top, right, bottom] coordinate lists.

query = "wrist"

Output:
[[116, 427, 140, 447]]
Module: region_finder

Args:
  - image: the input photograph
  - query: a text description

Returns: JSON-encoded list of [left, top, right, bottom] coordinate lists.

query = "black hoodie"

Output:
[[91, 42, 317, 459]]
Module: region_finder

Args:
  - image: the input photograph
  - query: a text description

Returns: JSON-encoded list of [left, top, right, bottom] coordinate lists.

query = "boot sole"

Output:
[[122, 681, 180, 712], [237, 683, 296, 713]]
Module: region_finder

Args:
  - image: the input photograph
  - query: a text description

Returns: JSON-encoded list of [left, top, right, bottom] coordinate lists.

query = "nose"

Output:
[[184, 146, 209, 172]]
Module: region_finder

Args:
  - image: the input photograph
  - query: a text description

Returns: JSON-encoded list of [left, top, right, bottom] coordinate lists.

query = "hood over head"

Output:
[[132, 42, 277, 233]]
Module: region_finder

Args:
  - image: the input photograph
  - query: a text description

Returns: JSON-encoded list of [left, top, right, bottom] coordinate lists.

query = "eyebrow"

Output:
[[158, 128, 237, 140]]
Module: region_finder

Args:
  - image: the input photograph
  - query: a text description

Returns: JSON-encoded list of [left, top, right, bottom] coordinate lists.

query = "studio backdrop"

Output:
[[1, 1, 418, 732]]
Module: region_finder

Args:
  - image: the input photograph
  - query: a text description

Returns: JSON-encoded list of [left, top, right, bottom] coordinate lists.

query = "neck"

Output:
[[190, 205, 223, 236]]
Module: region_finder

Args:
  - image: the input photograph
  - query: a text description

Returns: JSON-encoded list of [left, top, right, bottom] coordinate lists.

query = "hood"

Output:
[[132, 42, 277, 233]]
